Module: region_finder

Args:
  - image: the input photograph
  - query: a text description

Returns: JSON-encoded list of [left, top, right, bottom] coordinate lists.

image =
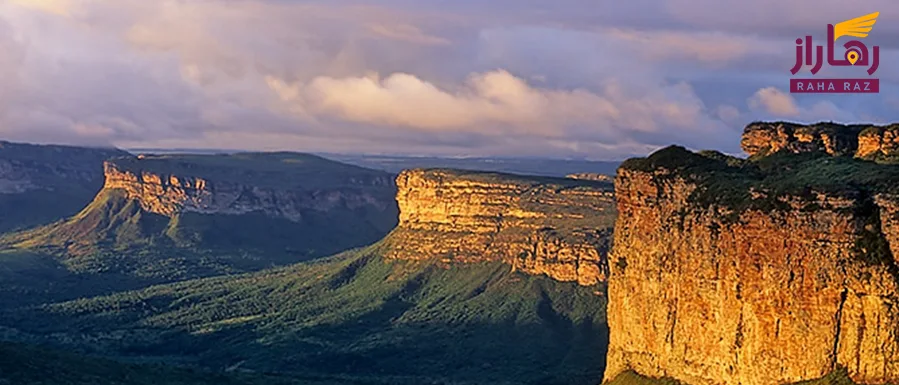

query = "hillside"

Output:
[[0, 141, 128, 233], [0, 246, 608, 385], [0, 152, 399, 306], [0, 342, 322, 385], [605, 122, 899, 385]]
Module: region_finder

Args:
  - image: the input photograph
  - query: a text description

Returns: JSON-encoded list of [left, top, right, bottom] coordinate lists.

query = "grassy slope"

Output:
[[0, 244, 608, 385]]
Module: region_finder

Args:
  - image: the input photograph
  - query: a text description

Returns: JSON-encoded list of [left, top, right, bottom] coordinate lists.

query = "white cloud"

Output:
[[747, 86, 860, 122], [265, 70, 723, 145], [748, 87, 800, 117]]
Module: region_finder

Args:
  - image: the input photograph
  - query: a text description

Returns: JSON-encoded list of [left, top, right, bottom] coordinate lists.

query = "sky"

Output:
[[0, 0, 896, 160]]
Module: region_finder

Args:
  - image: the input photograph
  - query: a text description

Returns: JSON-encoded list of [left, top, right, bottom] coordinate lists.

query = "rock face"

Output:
[[102, 156, 396, 222], [604, 146, 899, 385], [741, 121, 899, 161], [384, 169, 616, 286], [567, 173, 615, 182]]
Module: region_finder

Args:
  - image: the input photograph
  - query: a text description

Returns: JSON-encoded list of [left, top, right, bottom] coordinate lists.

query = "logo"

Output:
[[789, 12, 880, 93]]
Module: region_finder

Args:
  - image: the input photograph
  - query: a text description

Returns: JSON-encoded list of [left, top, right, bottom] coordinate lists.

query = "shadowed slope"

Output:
[[0, 243, 608, 385]]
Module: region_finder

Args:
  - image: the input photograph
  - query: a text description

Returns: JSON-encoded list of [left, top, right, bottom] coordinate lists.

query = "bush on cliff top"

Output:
[[620, 145, 899, 212]]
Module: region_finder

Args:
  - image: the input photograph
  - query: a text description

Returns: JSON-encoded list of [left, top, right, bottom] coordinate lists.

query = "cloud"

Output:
[[266, 70, 727, 150], [8, 0, 74, 16], [746, 86, 861, 124], [0, 0, 897, 159], [605, 29, 781, 65], [748, 87, 800, 117], [367, 24, 452, 46]]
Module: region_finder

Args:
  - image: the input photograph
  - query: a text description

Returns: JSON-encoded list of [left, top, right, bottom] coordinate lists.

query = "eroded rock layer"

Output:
[[604, 147, 899, 385], [742, 121, 899, 161], [102, 154, 397, 222], [384, 169, 616, 286]]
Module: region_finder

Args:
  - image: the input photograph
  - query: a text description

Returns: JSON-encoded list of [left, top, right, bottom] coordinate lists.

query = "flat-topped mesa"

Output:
[[566, 173, 614, 182], [604, 145, 899, 385], [384, 169, 616, 286], [102, 153, 397, 221], [742, 121, 899, 161]]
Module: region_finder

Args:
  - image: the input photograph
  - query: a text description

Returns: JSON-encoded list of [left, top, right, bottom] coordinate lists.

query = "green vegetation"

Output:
[[8, 189, 393, 259], [0, 191, 396, 307], [620, 145, 899, 213], [0, 244, 608, 385], [0, 341, 401, 385]]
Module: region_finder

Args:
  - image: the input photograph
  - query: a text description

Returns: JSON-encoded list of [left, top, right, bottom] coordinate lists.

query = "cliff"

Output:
[[8, 152, 399, 262], [102, 153, 396, 222], [567, 173, 615, 182], [741, 121, 899, 162], [604, 145, 899, 385], [0, 141, 128, 232], [383, 169, 616, 286]]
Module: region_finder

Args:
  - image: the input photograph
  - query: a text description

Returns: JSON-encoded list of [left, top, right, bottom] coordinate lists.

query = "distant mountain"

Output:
[[0, 141, 128, 233], [0, 152, 399, 305], [319, 154, 621, 178]]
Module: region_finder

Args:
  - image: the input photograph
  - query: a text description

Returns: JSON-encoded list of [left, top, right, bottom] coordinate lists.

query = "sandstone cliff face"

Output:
[[742, 122, 899, 161], [102, 161, 395, 222], [567, 173, 615, 182], [384, 169, 615, 286], [604, 149, 899, 385]]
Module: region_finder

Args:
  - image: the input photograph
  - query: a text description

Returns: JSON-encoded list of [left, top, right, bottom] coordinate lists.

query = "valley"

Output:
[[3, 122, 899, 385]]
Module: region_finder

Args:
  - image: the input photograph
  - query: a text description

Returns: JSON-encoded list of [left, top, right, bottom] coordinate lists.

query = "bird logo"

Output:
[[832, 12, 879, 41]]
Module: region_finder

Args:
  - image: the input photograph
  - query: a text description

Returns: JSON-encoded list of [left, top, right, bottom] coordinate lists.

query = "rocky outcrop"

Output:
[[741, 121, 899, 161], [604, 146, 899, 385], [567, 173, 615, 182], [384, 169, 616, 286], [103, 161, 394, 222]]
